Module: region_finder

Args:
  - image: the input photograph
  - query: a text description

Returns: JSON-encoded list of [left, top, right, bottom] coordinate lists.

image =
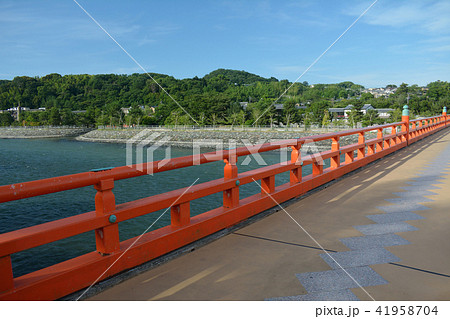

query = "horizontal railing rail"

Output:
[[0, 106, 448, 300]]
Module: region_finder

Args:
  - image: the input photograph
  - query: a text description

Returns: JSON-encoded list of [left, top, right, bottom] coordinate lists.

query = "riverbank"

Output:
[[0, 127, 375, 150], [0, 127, 93, 139]]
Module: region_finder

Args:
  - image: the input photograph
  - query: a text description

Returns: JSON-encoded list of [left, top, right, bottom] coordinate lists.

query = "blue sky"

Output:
[[1, 0, 450, 87]]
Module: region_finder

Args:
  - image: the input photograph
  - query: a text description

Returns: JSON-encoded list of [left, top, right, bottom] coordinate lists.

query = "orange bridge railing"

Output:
[[0, 107, 448, 300]]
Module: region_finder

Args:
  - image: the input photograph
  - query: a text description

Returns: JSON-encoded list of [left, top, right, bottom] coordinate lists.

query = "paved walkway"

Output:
[[89, 129, 450, 301]]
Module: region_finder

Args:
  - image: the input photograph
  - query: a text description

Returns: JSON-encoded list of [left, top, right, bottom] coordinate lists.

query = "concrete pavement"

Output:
[[88, 128, 450, 301]]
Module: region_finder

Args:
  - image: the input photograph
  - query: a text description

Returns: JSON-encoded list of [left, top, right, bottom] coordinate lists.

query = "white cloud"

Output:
[[151, 25, 180, 36], [347, 0, 450, 34], [427, 44, 450, 53], [137, 37, 156, 47]]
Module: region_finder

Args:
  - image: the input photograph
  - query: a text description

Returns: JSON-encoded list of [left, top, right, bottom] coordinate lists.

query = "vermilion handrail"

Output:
[[0, 110, 447, 300]]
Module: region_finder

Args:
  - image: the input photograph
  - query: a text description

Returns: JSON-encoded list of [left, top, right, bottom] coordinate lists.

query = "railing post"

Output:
[[357, 132, 365, 159], [391, 126, 400, 145], [384, 131, 390, 149], [223, 155, 239, 208], [313, 159, 323, 176], [261, 176, 275, 195], [0, 255, 14, 293], [171, 202, 190, 227], [331, 137, 340, 168], [94, 179, 120, 255], [443, 107, 447, 127], [402, 105, 410, 145], [367, 142, 375, 155], [290, 143, 302, 184], [376, 128, 383, 152]]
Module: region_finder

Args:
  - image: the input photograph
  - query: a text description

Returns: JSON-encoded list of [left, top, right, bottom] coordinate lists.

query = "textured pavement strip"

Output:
[[354, 223, 418, 236], [339, 234, 410, 250], [375, 204, 430, 214], [384, 197, 434, 205], [268, 290, 359, 301], [320, 248, 400, 269], [268, 142, 450, 301], [366, 212, 425, 224], [392, 190, 439, 197], [404, 180, 444, 186], [399, 184, 441, 190], [294, 267, 388, 293]]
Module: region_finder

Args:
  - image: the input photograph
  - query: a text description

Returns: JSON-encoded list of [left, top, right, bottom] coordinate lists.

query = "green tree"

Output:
[[210, 113, 219, 126], [321, 109, 331, 128], [25, 112, 40, 126], [164, 110, 182, 126], [128, 105, 144, 125], [198, 112, 206, 126], [238, 110, 246, 128], [362, 109, 379, 126], [38, 111, 49, 125], [0, 113, 14, 126], [347, 106, 363, 128], [360, 92, 374, 102], [61, 109, 76, 125], [389, 108, 402, 123], [141, 115, 157, 126], [282, 100, 297, 127], [303, 112, 311, 131], [250, 107, 263, 126], [104, 102, 121, 126], [49, 108, 61, 126], [226, 111, 239, 130], [396, 83, 409, 95], [308, 100, 330, 124]]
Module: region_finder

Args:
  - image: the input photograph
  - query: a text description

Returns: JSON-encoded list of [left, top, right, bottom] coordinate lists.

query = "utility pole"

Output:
[[17, 101, 20, 123]]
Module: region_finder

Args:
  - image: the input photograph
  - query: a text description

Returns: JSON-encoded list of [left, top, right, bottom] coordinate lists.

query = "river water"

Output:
[[0, 137, 324, 277]]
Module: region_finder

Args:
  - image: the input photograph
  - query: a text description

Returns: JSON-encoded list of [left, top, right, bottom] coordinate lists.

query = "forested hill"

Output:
[[0, 69, 282, 113], [203, 68, 277, 84], [0, 68, 448, 127]]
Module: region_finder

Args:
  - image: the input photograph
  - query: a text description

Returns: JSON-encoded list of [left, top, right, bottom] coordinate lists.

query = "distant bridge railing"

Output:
[[0, 106, 448, 300]]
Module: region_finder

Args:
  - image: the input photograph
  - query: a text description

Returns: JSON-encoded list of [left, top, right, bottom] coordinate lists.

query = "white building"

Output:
[[329, 104, 394, 120]]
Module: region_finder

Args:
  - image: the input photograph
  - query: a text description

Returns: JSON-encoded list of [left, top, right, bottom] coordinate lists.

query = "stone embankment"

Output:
[[0, 127, 93, 139], [77, 128, 370, 150]]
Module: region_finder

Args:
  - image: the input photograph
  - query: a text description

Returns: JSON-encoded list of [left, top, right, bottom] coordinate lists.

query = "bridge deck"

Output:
[[89, 129, 450, 301]]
